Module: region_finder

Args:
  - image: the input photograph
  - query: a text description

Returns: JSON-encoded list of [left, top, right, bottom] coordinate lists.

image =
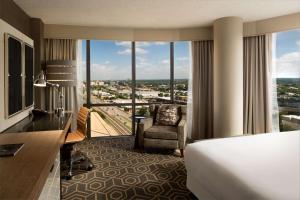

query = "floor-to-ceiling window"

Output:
[[274, 29, 300, 131], [135, 41, 171, 118], [77, 40, 87, 107], [89, 41, 132, 137], [80, 40, 191, 137], [174, 42, 190, 103]]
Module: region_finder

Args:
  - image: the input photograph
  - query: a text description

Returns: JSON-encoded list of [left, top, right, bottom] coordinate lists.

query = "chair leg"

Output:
[[63, 144, 74, 180], [66, 155, 73, 180], [180, 149, 184, 157]]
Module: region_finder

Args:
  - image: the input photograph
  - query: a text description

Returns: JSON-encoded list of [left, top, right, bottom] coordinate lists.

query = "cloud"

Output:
[[118, 47, 148, 55], [154, 42, 168, 45], [136, 62, 170, 79], [104, 60, 110, 64], [136, 56, 146, 62], [296, 40, 300, 47], [136, 42, 168, 47], [278, 52, 300, 62], [117, 48, 131, 55], [176, 57, 188, 61], [136, 47, 148, 54], [136, 42, 150, 47], [276, 52, 300, 78], [161, 59, 170, 64], [90, 63, 131, 80], [115, 41, 131, 47], [174, 65, 190, 79]]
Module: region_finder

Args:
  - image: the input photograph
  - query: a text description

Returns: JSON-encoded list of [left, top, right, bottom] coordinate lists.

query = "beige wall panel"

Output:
[[44, 24, 213, 41], [44, 25, 134, 41], [244, 12, 300, 36], [44, 12, 300, 40]]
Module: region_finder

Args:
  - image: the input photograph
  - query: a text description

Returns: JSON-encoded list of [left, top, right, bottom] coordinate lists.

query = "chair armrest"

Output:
[[138, 118, 153, 147], [177, 119, 187, 149]]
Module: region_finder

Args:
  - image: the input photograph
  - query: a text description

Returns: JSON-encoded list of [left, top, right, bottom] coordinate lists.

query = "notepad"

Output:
[[0, 143, 24, 157]]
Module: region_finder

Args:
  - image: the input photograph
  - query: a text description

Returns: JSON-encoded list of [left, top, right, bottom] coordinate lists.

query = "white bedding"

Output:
[[185, 131, 300, 200]]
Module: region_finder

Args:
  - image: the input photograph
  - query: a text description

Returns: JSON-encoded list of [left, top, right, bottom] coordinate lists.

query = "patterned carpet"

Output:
[[61, 136, 197, 200]]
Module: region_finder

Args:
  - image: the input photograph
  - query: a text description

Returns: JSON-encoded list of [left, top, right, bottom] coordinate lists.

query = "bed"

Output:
[[184, 131, 300, 200]]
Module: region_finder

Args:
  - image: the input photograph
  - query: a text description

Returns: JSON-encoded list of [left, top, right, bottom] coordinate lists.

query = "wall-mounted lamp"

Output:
[[34, 71, 64, 116]]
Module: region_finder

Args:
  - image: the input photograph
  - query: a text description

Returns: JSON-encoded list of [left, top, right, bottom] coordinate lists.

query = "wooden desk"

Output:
[[2, 113, 72, 133], [0, 113, 72, 200]]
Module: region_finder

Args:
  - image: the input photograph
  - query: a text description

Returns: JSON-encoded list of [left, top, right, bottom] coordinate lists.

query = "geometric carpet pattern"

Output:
[[61, 136, 197, 200]]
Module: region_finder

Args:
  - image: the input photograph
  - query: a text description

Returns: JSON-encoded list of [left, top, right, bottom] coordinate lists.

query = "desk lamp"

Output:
[[34, 71, 64, 116]]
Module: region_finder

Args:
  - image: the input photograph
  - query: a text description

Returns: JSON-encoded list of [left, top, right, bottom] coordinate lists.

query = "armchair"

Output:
[[138, 104, 187, 157]]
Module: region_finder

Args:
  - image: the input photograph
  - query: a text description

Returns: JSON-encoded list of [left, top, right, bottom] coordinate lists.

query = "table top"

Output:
[[0, 131, 65, 199], [0, 113, 72, 200], [2, 113, 72, 133]]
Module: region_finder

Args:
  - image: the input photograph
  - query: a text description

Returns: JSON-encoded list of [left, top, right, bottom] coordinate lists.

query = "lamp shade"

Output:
[[34, 71, 47, 87]]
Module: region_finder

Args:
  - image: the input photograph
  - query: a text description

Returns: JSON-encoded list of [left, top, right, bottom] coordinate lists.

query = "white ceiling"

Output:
[[14, 0, 300, 29]]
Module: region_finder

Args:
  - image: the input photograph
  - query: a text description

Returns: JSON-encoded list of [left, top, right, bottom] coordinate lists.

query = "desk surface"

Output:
[[0, 114, 72, 200], [2, 113, 72, 133], [0, 131, 65, 200]]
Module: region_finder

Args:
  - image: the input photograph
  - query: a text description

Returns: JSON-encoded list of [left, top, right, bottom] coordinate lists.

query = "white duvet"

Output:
[[185, 131, 300, 200]]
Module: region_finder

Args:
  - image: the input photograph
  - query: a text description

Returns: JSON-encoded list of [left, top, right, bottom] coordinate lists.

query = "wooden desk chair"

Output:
[[63, 106, 93, 179]]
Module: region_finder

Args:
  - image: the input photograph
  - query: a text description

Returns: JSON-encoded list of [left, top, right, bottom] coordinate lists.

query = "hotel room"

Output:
[[0, 0, 299, 199]]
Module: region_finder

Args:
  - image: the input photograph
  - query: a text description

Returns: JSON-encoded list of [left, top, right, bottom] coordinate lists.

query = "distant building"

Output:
[[159, 85, 168, 89], [281, 115, 300, 130], [136, 91, 159, 98], [110, 81, 116, 86]]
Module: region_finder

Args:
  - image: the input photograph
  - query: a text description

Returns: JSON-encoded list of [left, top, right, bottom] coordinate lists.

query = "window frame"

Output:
[[84, 40, 188, 137]]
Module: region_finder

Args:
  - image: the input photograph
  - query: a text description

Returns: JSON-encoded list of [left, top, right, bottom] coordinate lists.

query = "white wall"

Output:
[[0, 19, 34, 132]]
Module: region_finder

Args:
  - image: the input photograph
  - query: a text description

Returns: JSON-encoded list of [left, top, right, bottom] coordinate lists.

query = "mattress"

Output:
[[185, 131, 300, 200]]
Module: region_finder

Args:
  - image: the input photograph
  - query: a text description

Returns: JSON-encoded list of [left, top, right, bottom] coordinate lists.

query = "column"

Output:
[[213, 17, 243, 138]]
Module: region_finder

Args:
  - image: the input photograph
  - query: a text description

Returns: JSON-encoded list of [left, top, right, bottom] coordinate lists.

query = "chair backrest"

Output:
[[77, 107, 89, 136]]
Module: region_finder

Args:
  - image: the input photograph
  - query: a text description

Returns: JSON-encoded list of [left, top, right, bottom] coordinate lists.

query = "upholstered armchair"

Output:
[[138, 104, 187, 157]]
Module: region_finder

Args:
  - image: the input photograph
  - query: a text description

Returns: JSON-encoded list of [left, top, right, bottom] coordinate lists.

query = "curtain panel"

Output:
[[189, 40, 214, 140], [45, 39, 77, 61], [44, 39, 77, 113], [243, 34, 273, 134]]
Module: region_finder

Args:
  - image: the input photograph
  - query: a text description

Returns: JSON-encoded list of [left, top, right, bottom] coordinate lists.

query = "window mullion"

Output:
[[170, 42, 174, 103], [132, 41, 136, 135]]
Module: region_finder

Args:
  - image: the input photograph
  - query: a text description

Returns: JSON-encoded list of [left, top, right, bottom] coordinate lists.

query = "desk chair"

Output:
[[63, 106, 93, 179]]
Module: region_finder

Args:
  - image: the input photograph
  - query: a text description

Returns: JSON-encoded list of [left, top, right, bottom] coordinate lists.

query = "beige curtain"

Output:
[[243, 34, 272, 134], [45, 39, 77, 61], [44, 39, 77, 113], [190, 40, 214, 140]]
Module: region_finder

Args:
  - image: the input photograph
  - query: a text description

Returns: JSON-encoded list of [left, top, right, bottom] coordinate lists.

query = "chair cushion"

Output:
[[145, 125, 178, 140], [144, 138, 178, 149], [65, 131, 85, 144], [155, 105, 180, 126]]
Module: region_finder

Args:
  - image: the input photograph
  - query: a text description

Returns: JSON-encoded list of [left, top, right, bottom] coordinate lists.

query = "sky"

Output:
[[79, 29, 300, 80], [275, 29, 300, 78], [80, 40, 190, 80]]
